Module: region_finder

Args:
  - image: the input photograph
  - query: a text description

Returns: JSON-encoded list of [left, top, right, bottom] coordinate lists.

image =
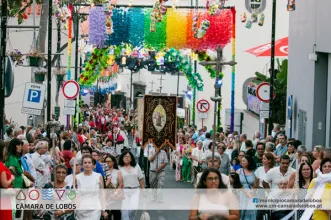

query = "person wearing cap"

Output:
[[195, 152, 230, 188]]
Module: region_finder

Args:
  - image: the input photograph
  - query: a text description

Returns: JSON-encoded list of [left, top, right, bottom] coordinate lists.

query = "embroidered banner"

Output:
[[142, 95, 177, 149]]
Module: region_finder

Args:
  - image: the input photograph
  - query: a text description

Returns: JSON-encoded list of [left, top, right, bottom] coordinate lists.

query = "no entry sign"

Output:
[[256, 82, 276, 103], [62, 80, 80, 100], [196, 99, 210, 113]]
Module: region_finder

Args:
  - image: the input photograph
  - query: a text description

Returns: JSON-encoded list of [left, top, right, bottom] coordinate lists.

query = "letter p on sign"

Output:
[[28, 89, 41, 103]]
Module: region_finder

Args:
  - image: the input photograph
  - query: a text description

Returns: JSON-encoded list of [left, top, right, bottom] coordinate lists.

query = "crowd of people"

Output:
[[0, 105, 331, 220]]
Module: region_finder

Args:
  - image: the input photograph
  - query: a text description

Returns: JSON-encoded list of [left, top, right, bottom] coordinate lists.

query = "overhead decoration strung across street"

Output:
[[85, 8, 233, 50], [80, 44, 204, 91]]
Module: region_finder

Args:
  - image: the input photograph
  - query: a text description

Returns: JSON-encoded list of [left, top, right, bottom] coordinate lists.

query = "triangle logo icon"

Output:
[[16, 189, 26, 200], [55, 189, 65, 200]]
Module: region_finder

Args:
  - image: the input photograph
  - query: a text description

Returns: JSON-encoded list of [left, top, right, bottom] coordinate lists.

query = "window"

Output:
[[250, 0, 262, 10], [245, 0, 266, 14]]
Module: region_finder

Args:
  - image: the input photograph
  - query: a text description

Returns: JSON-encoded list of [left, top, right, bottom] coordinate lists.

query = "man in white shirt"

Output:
[[191, 140, 204, 184], [149, 145, 168, 203], [119, 125, 129, 149], [202, 133, 212, 152], [263, 155, 295, 189], [240, 134, 247, 152], [31, 141, 51, 188], [144, 144, 154, 188]]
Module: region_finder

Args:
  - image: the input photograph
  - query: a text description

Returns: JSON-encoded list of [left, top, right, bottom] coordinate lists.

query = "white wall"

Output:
[[6, 17, 69, 127]]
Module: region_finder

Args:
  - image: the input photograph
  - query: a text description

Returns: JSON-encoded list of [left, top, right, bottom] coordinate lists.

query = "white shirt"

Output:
[[240, 142, 247, 152], [192, 148, 204, 167], [120, 130, 129, 147], [254, 166, 269, 188], [263, 166, 296, 189]]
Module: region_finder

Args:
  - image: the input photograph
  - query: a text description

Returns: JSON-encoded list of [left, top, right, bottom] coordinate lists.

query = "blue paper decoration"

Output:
[[128, 8, 145, 47]]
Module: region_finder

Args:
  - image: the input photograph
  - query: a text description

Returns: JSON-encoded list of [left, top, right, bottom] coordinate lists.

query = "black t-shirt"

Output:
[[253, 156, 263, 168]]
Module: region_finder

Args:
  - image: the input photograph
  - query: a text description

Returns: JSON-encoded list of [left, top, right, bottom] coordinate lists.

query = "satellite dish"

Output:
[[5, 56, 14, 98]]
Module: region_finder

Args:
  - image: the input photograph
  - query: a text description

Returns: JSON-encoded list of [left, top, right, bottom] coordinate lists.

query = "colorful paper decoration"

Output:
[[104, 3, 114, 35], [129, 8, 145, 47], [67, 4, 73, 80], [287, 0, 295, 11], [251, 12, 258, 23], [104, 8, 233, 50], [240, 12, 247, 22], [107, 9, 129, 46], [144, 9, 167, 50], [89, 6, 107, 48], [166, 9, 187, 48], [258, 13, 265, 26]]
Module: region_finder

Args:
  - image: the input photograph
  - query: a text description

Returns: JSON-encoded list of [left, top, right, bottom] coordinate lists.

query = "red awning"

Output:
[[244, 37, 288, 57]]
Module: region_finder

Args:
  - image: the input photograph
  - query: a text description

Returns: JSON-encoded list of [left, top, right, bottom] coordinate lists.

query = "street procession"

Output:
[[1, 0, 331, 220]]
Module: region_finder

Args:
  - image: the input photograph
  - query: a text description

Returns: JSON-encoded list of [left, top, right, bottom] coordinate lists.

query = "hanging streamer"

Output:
[[108, 9, 129, 46], [198, 10, 232, 50], [186, 11, 200, 50], [67, 4, 73, 80], [166, 9, 187, 48], [89, 6, 107, 48], [128, 8, 145, 47], [144, 9, 167, 50]]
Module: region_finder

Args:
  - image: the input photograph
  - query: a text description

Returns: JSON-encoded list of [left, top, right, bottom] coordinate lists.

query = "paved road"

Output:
[[135, 166, 193, 220]]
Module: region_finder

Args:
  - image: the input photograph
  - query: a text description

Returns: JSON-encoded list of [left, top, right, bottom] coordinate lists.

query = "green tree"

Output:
[[253, 59, 288, 125]]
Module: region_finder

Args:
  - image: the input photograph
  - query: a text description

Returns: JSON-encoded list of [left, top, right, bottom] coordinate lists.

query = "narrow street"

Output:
[[136, 166, 193, 220]]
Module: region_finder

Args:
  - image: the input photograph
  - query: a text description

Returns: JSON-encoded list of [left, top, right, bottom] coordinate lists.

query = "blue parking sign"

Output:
[[28, 89, 41, 103], [22, 83, 46, 111]]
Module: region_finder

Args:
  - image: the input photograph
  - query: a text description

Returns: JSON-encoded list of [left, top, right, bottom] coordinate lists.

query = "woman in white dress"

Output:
[[75, 155, 108, 219], [189, 168, 240, 220]]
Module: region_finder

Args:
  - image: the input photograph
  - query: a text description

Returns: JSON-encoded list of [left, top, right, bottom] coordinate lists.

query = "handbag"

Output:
[[22, 173, 32, 188], [242, 169, 252, 189]]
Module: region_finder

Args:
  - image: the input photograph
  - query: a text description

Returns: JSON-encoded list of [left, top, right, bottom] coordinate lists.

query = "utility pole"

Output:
[[149, 80, 155, 92], [0, 0, 8, 140], [157, 75, 165, 94], [177, 71, 180, 96], [130, 70, 133, 109], [46, 0, 53, 139], [268, 0, 277, 135], [200, 45, 237, 168]]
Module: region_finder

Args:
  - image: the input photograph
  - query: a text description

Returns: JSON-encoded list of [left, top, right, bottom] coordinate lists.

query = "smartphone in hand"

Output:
[[9, 169, 17, 177]]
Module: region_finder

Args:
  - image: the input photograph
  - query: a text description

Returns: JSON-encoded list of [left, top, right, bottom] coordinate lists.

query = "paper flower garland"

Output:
[[79, 48, 110, 86], [197, 50, 217, 78], [53, 4, 71, 29], [164, 48, 204, 91], [89, 7, 107, 48]]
